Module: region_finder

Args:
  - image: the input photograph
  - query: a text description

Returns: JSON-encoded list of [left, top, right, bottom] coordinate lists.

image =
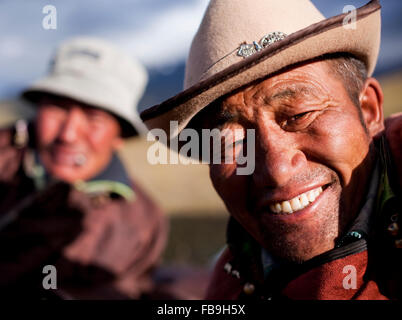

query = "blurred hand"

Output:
[[0, 182, 83, 287]]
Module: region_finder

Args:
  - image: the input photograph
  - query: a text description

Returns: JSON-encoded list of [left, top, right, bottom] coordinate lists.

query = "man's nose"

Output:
[[59, 107, 86, 143], [253, 125, 307, 188]]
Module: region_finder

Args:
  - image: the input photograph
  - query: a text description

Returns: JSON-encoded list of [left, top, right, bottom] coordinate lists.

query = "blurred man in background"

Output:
[[0, 37, 167, 299]]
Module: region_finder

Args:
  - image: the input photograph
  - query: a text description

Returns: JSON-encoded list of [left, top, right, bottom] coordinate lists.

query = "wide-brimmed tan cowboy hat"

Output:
[[140, 0, 381, 138], [23, 37, 148, 138]]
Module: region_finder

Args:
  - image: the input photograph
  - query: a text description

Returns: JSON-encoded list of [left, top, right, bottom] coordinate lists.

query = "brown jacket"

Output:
[[0, 125, 167, 299]]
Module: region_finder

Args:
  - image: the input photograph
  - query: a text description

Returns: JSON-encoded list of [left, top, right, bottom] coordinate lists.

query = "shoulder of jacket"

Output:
[[205, 247, 245, 300]]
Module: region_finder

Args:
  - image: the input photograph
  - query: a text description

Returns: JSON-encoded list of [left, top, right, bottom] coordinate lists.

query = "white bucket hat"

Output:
[[141, 0, 381, 138], [23, 37, 148, 137]]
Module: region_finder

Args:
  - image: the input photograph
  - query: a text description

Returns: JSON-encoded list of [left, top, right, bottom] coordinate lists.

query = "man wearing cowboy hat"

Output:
[[141, 0, 402, 299], [0, 37, 167, 299]]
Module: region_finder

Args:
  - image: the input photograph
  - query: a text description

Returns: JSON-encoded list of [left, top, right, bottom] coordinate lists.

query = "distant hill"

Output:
[[138, 63, 186, 113]]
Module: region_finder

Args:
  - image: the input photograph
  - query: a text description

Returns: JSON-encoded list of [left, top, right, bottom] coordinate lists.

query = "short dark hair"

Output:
[[321, 53, 368, 131], [323, 52, 368, 108]]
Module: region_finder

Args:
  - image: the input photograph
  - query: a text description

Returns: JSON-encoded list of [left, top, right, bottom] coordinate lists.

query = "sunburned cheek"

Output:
[[210, 163, 236, 184], [210, 164, 249, 208], [309, 118, 370, 186], [37, 123, 59, 146], [88, 134, 114, 153]]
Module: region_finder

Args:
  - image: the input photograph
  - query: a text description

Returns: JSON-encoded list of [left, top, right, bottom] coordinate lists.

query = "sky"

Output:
[[0, 0, 401, 104]]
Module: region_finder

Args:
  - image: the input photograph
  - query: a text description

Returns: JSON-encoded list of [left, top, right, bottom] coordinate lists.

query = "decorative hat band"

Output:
[[237, 31, 288, 58], [200, 31, 287, 81]]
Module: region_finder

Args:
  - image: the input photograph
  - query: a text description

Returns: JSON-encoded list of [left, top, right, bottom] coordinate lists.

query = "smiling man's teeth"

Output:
[[269, 186, 323, 214]]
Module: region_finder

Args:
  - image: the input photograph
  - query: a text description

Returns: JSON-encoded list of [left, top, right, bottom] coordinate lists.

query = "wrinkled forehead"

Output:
[[197, 59, 335, 127]]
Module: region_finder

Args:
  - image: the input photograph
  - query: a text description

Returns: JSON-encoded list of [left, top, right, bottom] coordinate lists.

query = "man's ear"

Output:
[[359, 77, 384, 138]]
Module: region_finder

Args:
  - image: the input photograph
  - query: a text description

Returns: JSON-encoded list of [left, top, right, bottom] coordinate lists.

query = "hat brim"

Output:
[[141, 0, 381, 138], [22, 74, 147, 138]]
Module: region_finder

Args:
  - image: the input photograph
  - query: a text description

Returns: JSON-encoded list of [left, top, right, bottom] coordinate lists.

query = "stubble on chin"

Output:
[[259, 184, 342, 263]]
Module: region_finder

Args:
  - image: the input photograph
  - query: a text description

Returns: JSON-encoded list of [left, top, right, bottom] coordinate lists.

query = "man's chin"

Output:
[[46, 164, 91, 183], [258, 221, 339, 263], [252, 183, 341, 262], [264, 236, 333, 263]]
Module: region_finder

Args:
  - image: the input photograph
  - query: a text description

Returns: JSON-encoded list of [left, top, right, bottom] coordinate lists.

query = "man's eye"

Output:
[[281, 110, 316, 131], [290, 111, 310, 121], [87, 112, 105, 122]]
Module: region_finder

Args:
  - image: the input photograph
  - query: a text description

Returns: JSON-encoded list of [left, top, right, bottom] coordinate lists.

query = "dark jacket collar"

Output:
[[91, 153, 131, 187]]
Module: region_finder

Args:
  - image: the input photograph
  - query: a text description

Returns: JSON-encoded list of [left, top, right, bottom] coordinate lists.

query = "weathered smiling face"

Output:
[[36, 95, 123, 183], [207, 60, 384, 262]]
